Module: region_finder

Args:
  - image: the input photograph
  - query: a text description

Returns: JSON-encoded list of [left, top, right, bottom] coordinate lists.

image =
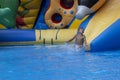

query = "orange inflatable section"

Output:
[[44, 0, 78, 29]]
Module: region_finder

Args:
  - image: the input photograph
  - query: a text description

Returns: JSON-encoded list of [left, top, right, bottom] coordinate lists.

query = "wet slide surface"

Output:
[[84, 0, 120, 44]]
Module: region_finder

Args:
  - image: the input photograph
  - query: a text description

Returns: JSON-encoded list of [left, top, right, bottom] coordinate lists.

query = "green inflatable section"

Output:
[[0, 0, 19, 28]]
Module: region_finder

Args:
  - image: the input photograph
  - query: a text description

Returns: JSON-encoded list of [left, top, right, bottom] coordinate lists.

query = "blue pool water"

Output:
[[0, 44, 120, 80]]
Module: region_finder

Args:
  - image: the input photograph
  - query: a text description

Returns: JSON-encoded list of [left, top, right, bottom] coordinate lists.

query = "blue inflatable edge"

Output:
[[0, 29, 36, 42], [90, 19, 120, 52], [79, 13, 95, 30]]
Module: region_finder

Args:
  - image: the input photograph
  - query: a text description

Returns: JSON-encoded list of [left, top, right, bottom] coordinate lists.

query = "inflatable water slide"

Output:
[[0, 0, 120, 52]]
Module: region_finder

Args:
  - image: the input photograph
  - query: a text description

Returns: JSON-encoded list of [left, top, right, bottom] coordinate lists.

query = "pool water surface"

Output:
[[0, 44, 120, 80]]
